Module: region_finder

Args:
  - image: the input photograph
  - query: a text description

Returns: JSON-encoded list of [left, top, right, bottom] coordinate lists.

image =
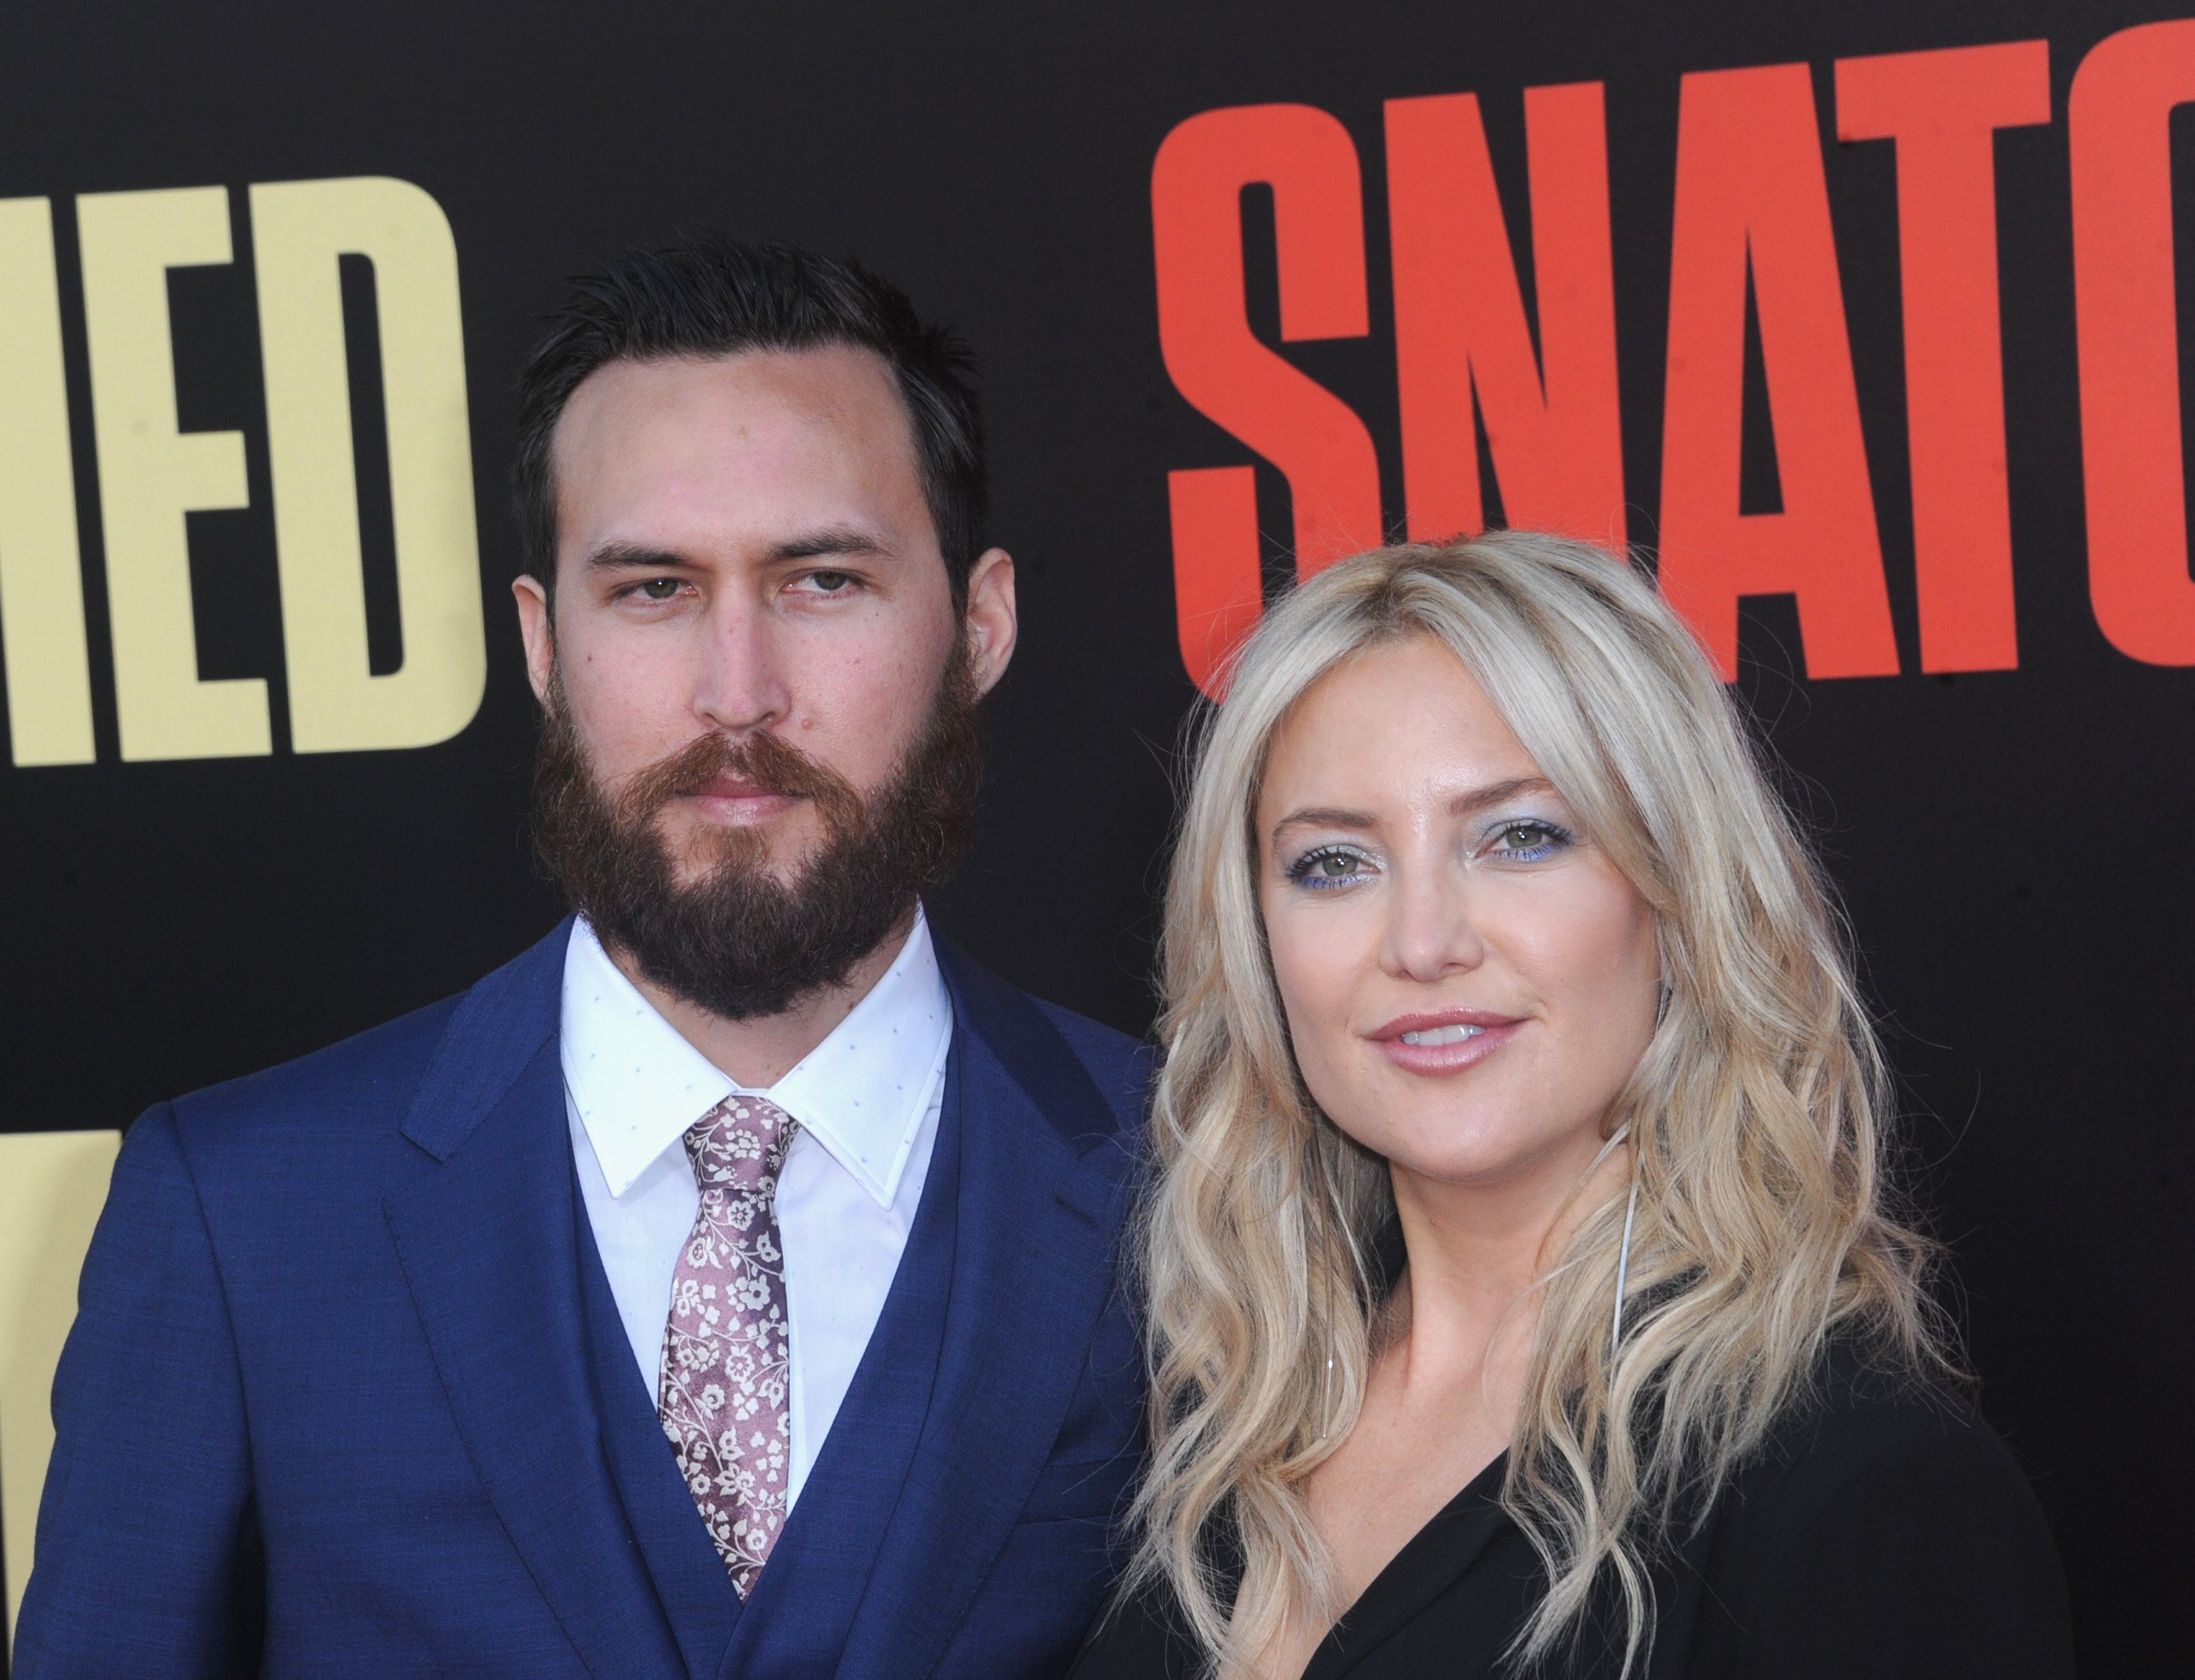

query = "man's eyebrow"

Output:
[[1269, 776, 1560, 846], [585, 541, 688, 574], [768, 526, 894, 562], [582, 528, 896, 573]]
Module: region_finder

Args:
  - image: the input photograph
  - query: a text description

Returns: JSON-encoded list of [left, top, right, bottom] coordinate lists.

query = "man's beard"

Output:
[[532, 656, 982, 1020]]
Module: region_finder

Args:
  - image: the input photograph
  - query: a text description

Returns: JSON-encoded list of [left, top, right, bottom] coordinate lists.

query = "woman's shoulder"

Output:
[[1746, 1334, 2036, 1516], [1065, 1570, 1207, 1680], [1671, 1331, 2074, 1678]]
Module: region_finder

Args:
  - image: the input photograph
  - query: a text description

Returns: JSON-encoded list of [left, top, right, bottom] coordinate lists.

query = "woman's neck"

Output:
[[1385, 1130, 1634, 1387], [1261, 1132, 1636, 1680]]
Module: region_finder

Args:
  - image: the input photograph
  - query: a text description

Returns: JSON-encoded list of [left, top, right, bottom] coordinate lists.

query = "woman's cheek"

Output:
[[1269, 906, 1352, 1030], [1270, 930, 1369, 1126]]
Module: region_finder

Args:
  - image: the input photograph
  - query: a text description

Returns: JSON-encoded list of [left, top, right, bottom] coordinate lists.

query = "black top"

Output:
[[1067, 1343, 2073, 1679]]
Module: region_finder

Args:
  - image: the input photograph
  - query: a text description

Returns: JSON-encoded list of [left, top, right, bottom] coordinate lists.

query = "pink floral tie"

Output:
[[657, 1094, 798, 1597]]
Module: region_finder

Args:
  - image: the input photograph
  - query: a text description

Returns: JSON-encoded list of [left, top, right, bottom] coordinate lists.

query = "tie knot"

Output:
[[683, 1094, 797, 1190]]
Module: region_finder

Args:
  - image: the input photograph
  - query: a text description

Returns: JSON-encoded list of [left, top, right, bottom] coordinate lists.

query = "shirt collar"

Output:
[[559, 908, 952, 1207]]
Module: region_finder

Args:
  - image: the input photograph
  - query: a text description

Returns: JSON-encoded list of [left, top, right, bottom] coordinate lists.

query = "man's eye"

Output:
[[635, 577, 684, 602], [804, 571, 854, 593]]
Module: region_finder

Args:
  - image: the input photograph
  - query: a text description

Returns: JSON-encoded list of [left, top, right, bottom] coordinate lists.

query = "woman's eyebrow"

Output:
[[1269, 776, 1560, 847], [1269, 806, 1377, 846], [1448, 775, 1557, 818]]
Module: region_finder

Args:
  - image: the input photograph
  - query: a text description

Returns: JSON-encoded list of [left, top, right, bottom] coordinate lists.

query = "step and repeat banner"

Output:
[[0, 0, 2187, 1666]]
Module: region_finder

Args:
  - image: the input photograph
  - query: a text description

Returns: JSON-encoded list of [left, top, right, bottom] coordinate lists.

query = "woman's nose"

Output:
[[1379, 858, 1486, 982]]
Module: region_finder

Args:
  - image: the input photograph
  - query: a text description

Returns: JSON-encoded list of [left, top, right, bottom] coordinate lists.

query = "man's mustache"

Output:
[[613, 727, 864, 834]]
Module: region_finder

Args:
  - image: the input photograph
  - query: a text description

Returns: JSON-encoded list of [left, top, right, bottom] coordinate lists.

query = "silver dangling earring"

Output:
[[1318, 1293, 1338, 1441], [1312, 1130, 1342, 1442], [1616, 978, 1668, 1357], [1611, 1169, 1641, 1358]]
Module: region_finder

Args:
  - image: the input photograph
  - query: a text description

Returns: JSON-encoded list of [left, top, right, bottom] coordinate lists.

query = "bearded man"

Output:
[[17, 238, 1149, 1680]]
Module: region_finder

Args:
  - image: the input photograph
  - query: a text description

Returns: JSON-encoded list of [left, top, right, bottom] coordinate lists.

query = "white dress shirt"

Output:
[[561, 909, 951, 1510]]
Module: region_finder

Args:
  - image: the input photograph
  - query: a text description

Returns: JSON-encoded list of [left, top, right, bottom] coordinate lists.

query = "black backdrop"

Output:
[[0, 1, 2186, 1670]]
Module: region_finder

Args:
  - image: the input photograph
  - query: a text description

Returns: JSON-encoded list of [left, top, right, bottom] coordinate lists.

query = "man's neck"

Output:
[[602, 909, 919, 1089]]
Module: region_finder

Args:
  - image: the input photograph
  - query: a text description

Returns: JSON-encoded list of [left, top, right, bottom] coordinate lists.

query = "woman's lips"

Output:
[[1367, 1009, 1526, 1075]]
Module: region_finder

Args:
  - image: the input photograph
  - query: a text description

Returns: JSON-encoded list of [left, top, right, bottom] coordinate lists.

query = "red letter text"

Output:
[[1153, 104, 1382, 694], [1385, 82, 1625, 548], [1660, 63, 1899, 681], [1837, 40, 2050, 674], [2069, 20, 2195, 665]]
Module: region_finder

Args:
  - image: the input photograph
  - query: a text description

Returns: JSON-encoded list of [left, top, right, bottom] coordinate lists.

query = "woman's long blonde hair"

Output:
[[1126, 533, 1949, 1676]]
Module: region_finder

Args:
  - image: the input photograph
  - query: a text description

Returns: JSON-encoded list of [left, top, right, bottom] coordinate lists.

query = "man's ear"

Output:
[[513, 576, 554, 704], [962, 547, 1017, 698]]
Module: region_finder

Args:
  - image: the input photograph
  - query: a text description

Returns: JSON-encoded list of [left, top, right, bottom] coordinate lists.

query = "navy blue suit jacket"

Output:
[[17, 920, 1151, 1679]]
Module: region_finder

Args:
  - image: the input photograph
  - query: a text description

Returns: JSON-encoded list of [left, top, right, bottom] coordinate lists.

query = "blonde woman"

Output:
[[1069, 535, 2070, 1680]]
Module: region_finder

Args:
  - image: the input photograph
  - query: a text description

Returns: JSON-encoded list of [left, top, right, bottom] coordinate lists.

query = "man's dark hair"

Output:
[[512, 235, 988, 606]]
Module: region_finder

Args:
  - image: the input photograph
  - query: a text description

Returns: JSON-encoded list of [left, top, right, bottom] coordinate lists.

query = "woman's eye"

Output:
[[1287, 846, 1374, 889], [1487, 821, 1571, 860]]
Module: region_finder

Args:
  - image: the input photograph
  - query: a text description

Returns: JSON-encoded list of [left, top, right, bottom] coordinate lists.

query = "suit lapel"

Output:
[[385, 919, 689, 1680], [828, 945, 1140, 1680]]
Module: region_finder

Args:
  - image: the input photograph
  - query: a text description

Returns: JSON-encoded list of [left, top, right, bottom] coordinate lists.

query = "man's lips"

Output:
[[1367, 1007, 1526, 1074], [675, 777, 805, 820], [692, 775, 795, 801]]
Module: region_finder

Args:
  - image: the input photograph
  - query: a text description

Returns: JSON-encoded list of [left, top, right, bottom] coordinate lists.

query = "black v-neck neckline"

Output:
[[1298, 1451, 1514, 1680]]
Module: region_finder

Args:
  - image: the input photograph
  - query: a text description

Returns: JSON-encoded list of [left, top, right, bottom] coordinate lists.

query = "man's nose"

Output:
[[693, 596, 793, 732], [1379, 856, 1487, 982]]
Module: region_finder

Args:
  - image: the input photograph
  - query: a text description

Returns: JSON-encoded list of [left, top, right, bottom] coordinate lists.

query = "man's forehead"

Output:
[[554, 344, 916, 473], [549, 344, 935, 565]]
